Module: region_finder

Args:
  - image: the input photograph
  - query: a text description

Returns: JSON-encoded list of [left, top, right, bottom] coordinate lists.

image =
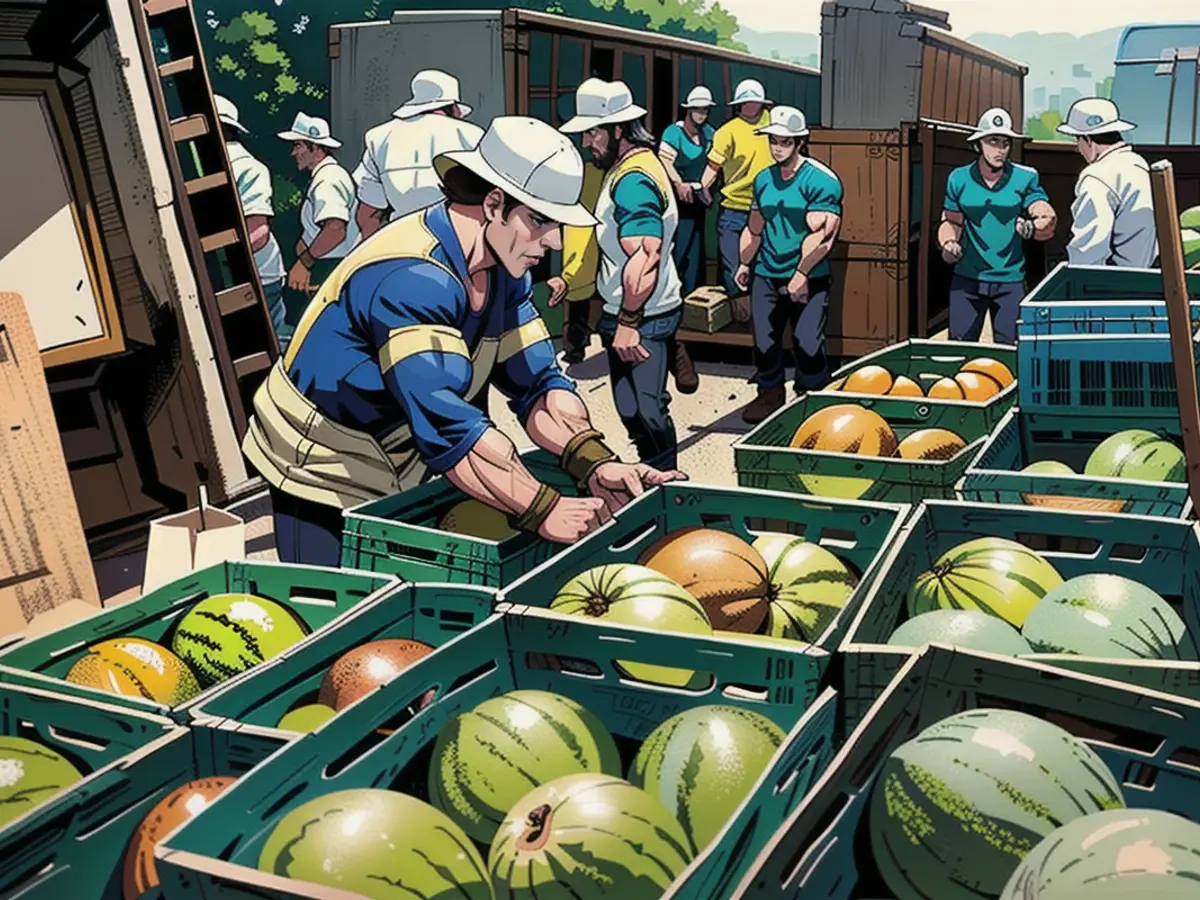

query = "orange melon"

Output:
[[888, 375, 924, 398], [926, 377, 965, 400], [824, 376, 847, 391], [842, 365, 894, 395], [959, 357, 1014, 388], [954, 371, 1003, 401], [790, 404, 898, 457], [897, 428, 968, 461]]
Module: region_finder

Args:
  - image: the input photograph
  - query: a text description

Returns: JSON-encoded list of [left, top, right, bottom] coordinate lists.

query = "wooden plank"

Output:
[[215, 284, 259, 317], [143, 0, 189, 15], [918, 43, 937, 122], [233, 352, 273, 379], [157, 56, 195, 79], [935, 48, 952, 121], [946, 53, 964, 123], [917, 125, 935, 337], [199, 229, 239, 253], [828, 253, 905, 347], [185, 172, 228, 195], [169, 114, 208, 143], [810, 131, 903, 247], [0, 293, 101, 636]]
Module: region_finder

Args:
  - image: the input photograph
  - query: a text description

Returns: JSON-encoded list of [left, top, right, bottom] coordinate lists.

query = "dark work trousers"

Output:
[[750, 274, 833, 392], [597, 308, 682, 472], [948, 274, 1025, 345], [717, 208, 750, 296], [563, 297, 592, 359], [673, 201, 709, 298], [270, 485, 344, 568]]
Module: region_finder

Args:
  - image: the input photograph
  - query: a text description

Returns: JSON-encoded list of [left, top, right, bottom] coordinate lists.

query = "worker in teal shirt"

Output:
[[735, 106, 843, 424], [938, 107, 1057, 344], [658, 85, 717, 297]]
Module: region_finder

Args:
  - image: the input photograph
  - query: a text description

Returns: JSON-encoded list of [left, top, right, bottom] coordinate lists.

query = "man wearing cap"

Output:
[[215, 95, 289, 348], [353, 69, 484, 240], [700, 79, 775, 298], [1057, 97, 1157, 268], [278, 112, 360, 334], [734, 107, 843, 423], [938, 108, 1057, 345], [559, 79, 685, 472], [659, 86, 717, 300], [242, 116, 684, 567]]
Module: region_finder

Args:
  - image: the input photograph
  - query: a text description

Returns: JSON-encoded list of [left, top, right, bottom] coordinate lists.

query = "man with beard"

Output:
[[938, 107, 1057, 344], [559, 79, 684, 472], [242, 116, 685, 566]]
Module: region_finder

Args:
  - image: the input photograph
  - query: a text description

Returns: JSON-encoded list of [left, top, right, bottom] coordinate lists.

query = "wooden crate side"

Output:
[[809, 129, 906, 247], [827, 245, 907, 352], [945, 52, 964, 123]]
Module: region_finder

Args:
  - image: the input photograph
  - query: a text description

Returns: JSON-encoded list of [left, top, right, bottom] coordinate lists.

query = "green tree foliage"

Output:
[[1026, 109, 1069, 142], [1095, 75, 1114, 99]]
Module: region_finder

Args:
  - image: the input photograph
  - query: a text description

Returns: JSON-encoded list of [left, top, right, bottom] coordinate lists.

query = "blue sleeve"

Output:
[[661, 124, 684, 154], [803, 168, 843, 215], [943, 169, 964, 213], [365, 261, 490, 473], [1022, 168, 1050, 208], [490, 276, 578, 422], [750, 170, 767, 210], [612, 172, 665, 240]]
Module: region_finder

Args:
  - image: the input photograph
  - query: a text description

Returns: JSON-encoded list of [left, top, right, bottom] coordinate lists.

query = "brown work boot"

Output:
[[669, 339, 699, 394], [742, 385, 786, 425]]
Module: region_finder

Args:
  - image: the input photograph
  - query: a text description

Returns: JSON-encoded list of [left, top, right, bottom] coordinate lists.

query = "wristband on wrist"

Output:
[[617, 307, 644, 328], [297, 247, 316, 269], [507, 483, 561, 534], [561, 428, 617, 487]]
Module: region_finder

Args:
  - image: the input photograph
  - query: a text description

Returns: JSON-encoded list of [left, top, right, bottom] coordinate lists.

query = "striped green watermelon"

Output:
[[629, 705, 786, 854], [550, 564, 712, 686], [429, 690, 621, 844], [1000, 808, 1200, 899], [488, 773, 693, 898], [258, 788, 491, 898], [1085, 430, 1185, 482], [888, 609, 1033, 656], [172, 593, 311, 686], [907, 537, 1063, 628], [1183, 227, 1200, 269], [869, 708, 1126, 900], [0, 736, 84, 827], [752, 533, 858, 642], [1021, 573, 1199, 660]]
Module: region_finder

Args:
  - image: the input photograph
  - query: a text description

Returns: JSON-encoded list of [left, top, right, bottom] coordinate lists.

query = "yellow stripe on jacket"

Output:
[[560, 162, 605, 302]]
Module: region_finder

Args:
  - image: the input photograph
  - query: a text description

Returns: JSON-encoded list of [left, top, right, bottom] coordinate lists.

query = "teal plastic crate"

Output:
[[341, 449, 580, 587], [960, 407, 1191, 518], [0, 679, 175, 896], [0, 717, 284, 900], [840, 499, 1200, 733], [0, 561, 400, 722], [734, 391, 990, 502], [498, 482, 909, 680], [156, 606, 838, 900], [190, 583, 494, 736], [737, 646, 1200, 899], [1018, 263, 1200, 335], [820, 338, 1018, 430]]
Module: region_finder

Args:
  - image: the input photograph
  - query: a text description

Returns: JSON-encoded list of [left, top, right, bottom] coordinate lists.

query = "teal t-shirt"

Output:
[[943, 161, 1050, 283], [750, 158, 844, 280], [661, 122, 716, 183], [612, 171, 665, 240]]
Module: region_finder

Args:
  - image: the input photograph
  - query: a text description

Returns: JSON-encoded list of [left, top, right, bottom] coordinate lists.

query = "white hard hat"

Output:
[[434, 116, 598, 228], [682, 86, 716, 108], [214, 95, 247, 133], [756, 105, 809, 137], [394, 69, 472, 119], [277, 111, 341, 149], [967, 107, 1027, 142], [730, 78, 772, 106], [1057, 97, 1136, 136], [559, 78, 647, 133]]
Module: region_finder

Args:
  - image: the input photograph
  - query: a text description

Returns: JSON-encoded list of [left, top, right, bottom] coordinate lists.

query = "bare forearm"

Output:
[[937, 219, 962, 247], [739, 229, 762, 266], [447, 428, 543, 517], [1031, 208, 1057, 242], [247, 219, 271, 252], [797, 230, 835, 276], [357, 203, 386, 238], [621, 246, 661, 312], [307, 220, 347, 259], [524, 389, 595, 457], [700, 161, 720, 191], [660, 155, 684, 186]]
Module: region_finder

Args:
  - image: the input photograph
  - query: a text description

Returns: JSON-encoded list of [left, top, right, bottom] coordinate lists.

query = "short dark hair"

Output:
[[1089, 131, 1124, 145], [439, 163, 523, 217]]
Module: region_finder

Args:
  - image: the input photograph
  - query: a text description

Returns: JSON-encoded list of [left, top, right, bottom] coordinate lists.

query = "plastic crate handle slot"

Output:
[[321, 683, 443, 780], [773, 736, 829, 797], [607, 520, 658, 554], [73, 773, 172, 841], [0, 817, 73, 895], [286, 585, 342, 608], [39, 723, 111, 754], [778, 790, 854, 890], [384, 540, 442, 563]]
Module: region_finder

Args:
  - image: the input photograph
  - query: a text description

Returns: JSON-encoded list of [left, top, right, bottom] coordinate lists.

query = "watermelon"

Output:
[[888, 609, 1033, 656], [1183, 227, 1200, 269], [172, 593, 312, 687], [629, 705, 786, 854], [258, 788, 491, 898], [869, 708, 1126, 900], [1022, 460, 1074, 475], [1000, 808, 1200, 899], [276, 703, 336, 733], [907, 537, 1064, 628], [429, 690, 620, 844], [753, 534, 858, 642], [550, 564, 712, 686], [1085, 430, 1185, 482], [0, 736, 85, 827], [488, 773, 693, 898], [1021, 573, 1199, 660]]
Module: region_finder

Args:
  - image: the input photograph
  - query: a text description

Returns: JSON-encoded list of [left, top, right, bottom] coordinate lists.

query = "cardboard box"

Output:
[[682, 286, 732, 333]]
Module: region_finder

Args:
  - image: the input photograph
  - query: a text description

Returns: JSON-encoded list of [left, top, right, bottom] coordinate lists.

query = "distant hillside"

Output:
[[736, 26, 819, 68]]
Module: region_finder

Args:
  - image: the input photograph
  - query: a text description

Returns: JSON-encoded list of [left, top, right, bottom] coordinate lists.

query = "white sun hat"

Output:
[[277, 112, 342, 149], [682, 86, 717, 108], [393, 70, 472, 119], [558, 78, 648, 133], [214, 95, 248, 133], [756, 105, 809, 137], [967, 107, 1028, 142], [729, 78, 772, 106], [434, 116, 599, 228], [1056, 97, 1137, 136]]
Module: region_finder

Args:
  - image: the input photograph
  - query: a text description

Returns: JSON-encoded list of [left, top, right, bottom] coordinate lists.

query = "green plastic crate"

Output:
[[156, 606, 837, 900], [734, 392, 990, 502], [0, 679, 175, 896], [840, 499, 1200, 733], [960, 408, 1191, 518], [0, 561, 400, 722], [821, 338, 1018, 430], [737, 645, 1200, 899], [498, 483, 909, 680], [341, 449, 580, 586], [0, 717, 284, 900], [190, 583, 494, 737]]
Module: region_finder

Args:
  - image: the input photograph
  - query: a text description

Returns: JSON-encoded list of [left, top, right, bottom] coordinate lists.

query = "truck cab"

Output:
[[1112, 22, 1200, 145]]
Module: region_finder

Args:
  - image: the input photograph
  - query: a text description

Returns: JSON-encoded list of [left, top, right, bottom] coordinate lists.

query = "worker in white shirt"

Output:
[[216, 95, 289, 349], [353, 69, 484, 239], [1056, 97, 1157, 268], [277, 112, 360, 314]]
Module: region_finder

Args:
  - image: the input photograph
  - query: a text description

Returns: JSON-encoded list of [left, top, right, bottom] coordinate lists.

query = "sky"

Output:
[[721, 0, 1200, 37]]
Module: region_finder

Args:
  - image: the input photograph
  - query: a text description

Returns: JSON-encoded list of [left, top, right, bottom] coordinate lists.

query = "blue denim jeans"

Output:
[[948, 274, 1025, 345], [263, 278, 293, 354], [596, 308, 681, 471], [750, 274, 833, 392], [673, 203, 708, 298], [270, 486, 343, 567], [717, 208, 750, 296]]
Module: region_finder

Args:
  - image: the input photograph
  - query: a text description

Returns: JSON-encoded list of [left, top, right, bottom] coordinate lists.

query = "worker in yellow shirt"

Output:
[[700, 79, 774, 297], [546, 161, 604, 364]]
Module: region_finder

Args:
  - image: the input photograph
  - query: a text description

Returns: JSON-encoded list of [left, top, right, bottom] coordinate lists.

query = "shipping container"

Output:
[[1112, 23, 1200, 146]]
